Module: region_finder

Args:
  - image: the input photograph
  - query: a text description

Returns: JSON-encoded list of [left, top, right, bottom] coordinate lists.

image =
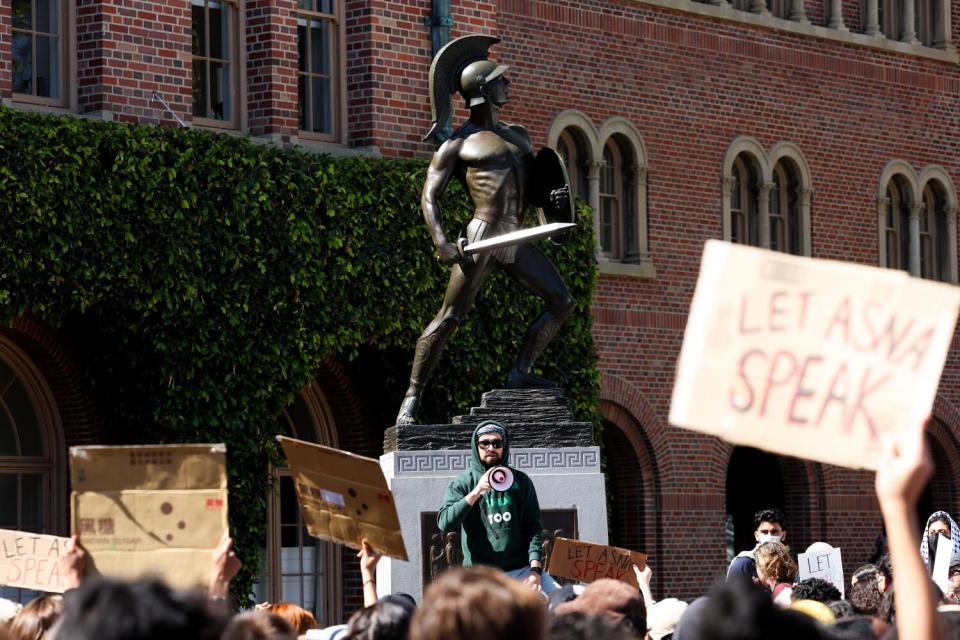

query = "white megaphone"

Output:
[[487, 466, 514, 492]]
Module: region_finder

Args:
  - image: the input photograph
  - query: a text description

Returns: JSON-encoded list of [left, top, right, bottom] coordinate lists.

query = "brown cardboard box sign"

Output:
[[69, 444, 228, 591], [277, 436, 408, 560]]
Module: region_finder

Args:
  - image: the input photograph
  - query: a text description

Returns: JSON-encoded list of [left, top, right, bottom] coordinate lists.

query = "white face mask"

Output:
[[758, 534, 782, 544]]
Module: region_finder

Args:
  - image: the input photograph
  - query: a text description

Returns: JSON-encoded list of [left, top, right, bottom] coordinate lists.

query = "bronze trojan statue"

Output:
[[396, 35, 576, 426]]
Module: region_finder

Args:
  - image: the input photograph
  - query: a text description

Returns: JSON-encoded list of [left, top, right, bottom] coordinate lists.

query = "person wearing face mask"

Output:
[[727, 508, 789, 582], [919, 510, 960, 573]]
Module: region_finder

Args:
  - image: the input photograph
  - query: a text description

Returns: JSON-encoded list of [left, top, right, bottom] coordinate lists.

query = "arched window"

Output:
[[730, 155, 759, 247], [726, 447, 785, 558], [255, 384, 340, 625], [883, 178, 912, 272], [920, 182, 950, 282], [0, 339, 62, 603], [599, 142, 623, 258], [769, 161, 802, 255], [556, 128, 590, 203]]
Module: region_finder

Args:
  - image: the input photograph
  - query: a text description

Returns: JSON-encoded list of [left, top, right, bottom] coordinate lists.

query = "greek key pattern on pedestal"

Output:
[[392, 447, 600, 476]]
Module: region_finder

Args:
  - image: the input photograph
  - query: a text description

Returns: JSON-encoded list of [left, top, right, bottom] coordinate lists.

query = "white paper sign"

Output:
[[798, 547, 844, 598], [932, 534, 952, 593]]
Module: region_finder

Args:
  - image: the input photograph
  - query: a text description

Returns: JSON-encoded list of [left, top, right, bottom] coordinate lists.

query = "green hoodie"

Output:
[[437, 421, 544, 570]]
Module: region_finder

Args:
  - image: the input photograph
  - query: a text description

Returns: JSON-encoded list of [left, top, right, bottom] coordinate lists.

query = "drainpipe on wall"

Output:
[[423, 0, 454, 57]]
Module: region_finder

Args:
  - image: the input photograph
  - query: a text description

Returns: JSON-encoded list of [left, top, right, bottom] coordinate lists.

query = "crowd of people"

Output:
[[0, 419, 955, 639]]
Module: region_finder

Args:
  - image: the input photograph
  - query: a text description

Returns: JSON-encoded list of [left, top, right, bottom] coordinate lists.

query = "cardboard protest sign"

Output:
[[670, 240, 960, 470], [70, 444, 228, 591], [548, 537, 647, 587], [798, 547, 844, 598], [277, 436, 407, 560], [0, 530, 71, 593], [932, 534, 952, 593]]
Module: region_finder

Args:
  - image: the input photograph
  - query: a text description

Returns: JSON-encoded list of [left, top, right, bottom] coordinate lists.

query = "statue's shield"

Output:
[[531, 147, 575, 244]]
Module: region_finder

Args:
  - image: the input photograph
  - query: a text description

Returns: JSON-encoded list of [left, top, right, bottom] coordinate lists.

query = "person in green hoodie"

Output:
[[437, 419, 560, 593]]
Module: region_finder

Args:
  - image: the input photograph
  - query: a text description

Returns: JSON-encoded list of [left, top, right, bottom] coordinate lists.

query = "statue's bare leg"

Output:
[[501, 243, 575, 389], [396, 256, 493, 424]]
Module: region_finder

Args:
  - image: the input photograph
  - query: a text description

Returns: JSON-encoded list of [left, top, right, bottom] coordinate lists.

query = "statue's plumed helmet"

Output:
[[457, 59, 509, 107]]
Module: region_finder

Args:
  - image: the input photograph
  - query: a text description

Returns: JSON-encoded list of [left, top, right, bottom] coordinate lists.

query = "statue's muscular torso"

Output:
[[454, 123, 533, 223]]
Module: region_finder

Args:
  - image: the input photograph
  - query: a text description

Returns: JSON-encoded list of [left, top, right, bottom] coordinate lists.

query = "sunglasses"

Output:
[[478, 439, 504, 450]]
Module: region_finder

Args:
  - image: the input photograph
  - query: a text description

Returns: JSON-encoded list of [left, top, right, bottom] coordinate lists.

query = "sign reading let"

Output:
[[670, 241, 960, 470], [0, 530, 71, 593]]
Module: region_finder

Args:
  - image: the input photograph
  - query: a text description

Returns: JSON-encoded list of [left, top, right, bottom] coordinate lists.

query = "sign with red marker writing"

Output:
[[0, 530, 71, 593], [70, 444, 228, 590], [548, 537, 646, 587], [670, 241, 960, 470]]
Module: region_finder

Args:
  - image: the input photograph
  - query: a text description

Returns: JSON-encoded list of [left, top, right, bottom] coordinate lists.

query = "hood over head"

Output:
[[921, 511, 960, 569], [470, 420, 509, 472]]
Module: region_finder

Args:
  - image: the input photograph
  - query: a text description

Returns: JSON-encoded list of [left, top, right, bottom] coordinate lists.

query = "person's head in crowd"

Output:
[[343, 594, 414, 640], [875, 553, 893, 593], [878, 609, 960, 639], [554, 578, 646, 635], [753, 508, 787, 545], [849, 566, 883, 616], [828, 615, 888, 639], [921, 511, 960, 571], [262, 603, 318, 635], [220, 612, 296, 640], [10, 594, 64, 640], [547, 584, 585, 613], [409, 566, 545, 640], [50, 576, 225, 640], [791, 577, 842, 604], [646, 598, 687, 640], [681, 579, 824, 640], [827, 599, 855, 620], [754, 541, 797, 592], [789, 599, 835, 625], [544, 612, 636, 640]]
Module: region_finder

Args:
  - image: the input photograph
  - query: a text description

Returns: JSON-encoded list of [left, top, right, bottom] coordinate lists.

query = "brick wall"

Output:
[[246, 0, 299, 139]]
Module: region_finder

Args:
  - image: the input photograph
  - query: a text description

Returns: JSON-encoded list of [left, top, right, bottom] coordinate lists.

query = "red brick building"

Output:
[[3, 0, 960, 615]]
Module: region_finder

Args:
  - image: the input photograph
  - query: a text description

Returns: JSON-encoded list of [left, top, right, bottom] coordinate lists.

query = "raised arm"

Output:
[[421, 138, 464, 266], [875, 420, 942, 640]]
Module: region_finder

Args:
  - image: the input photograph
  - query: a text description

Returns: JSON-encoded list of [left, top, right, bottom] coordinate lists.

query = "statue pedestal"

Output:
[[377, 389, 608, 602]]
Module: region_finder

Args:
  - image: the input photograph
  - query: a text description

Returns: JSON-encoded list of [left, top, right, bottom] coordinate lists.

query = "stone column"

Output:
[[828, 0, 848, 31], [750, 0, 769, 14], [587, 160, 603, 255], [789, 0, 809, 22], [710, 0, 731, 7], [901, 0, 919, 43], [758, 182, 773, 249], [909, 203, 922, 275], [864, 0, 881, 35]]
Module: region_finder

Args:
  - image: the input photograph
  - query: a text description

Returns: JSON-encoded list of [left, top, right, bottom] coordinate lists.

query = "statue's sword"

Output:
[[457, 222, 576, 257]]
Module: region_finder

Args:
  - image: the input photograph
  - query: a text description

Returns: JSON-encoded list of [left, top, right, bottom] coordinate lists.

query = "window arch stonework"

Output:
[[548, 111, 654, 278], [722, 138, 813, 256]]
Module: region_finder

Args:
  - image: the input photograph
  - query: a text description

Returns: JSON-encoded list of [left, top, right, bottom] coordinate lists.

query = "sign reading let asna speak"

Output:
[[670, 241, 960, 470]]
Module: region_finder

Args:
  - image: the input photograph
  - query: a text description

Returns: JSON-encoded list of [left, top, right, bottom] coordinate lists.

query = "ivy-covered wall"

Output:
[[0, 106, 600, 599]]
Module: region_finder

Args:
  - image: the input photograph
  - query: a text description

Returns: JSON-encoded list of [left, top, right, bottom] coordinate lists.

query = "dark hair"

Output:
[[930, 514, 953, 531], [693, 579, 824, 640], [52, 577, 224, 640], [344, 596, 414, 640], [830, 615, 888, 639], [9, 594, 63, 640], [878, 586, 895, 625], [876, 553, 893, 586], [545, 612, 636, 640], [791, 578, 842, 604], [753, 509, 786, 530], [849, 576, 883, 616], [220, 612, 296, 640], [827, 599, 855, 620]]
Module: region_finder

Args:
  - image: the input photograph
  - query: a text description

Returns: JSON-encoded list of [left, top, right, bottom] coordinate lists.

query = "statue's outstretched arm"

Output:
[[422, 138, 464, 266]]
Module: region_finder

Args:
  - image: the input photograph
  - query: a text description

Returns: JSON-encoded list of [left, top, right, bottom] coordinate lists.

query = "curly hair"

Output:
[[753, 509, 786, 531], [791, 578, 842, 604], [754, 541, 797, 585]]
